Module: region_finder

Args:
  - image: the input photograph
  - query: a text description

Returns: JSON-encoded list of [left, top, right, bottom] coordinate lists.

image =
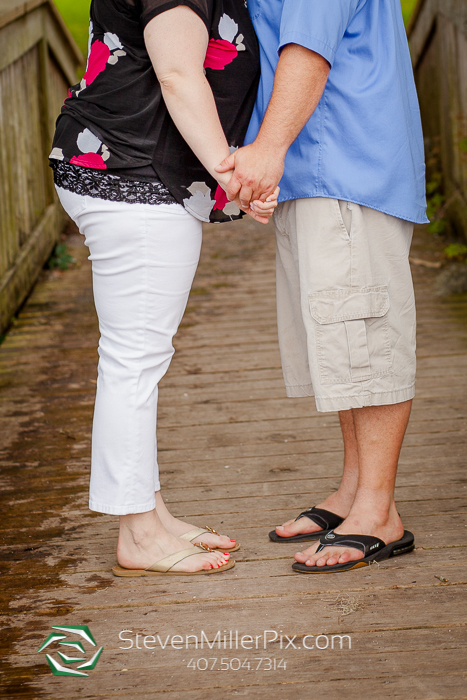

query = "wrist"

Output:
[[254, 129, 288, 161], [215, 171, 233, 192]]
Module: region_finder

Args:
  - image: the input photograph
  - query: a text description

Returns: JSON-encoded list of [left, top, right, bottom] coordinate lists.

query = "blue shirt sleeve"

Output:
[[279, 0, 361, 66]]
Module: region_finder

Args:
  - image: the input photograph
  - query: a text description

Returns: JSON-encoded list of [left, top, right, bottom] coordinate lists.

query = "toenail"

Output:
[[230, 540, 236, 543]]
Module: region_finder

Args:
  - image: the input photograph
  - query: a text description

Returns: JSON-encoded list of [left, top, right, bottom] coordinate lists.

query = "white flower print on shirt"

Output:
[[69, 128, 110, 169], [219, 13, 245, 51], [183, 182, 216, 222]]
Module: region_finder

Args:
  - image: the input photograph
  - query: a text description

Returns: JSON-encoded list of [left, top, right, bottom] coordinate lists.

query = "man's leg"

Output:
[[273, 198, 415, 557], [295, 400, 411, 566], [275, 410, 359, 537]]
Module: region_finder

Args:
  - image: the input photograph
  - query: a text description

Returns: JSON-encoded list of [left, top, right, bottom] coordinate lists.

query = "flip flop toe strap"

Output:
[[180, 525, 221, 542], [180, 528, 206, 542], [316, 530, 386, 557], [146, 547, 206, 573], [296, 507, 344, 531]]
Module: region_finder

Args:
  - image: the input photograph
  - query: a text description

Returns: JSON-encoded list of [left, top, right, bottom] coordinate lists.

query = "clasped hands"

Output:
[[215, 141, 285, 224]]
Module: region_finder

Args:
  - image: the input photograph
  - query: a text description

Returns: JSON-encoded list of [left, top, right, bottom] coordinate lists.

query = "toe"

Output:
[[294, 551, 307, 562], [326, 555, 339, 566], [294, 545, 318, 563], [338, 551, 352, 563], [193, 533, 232, 550], [275, 520, 297, 536]]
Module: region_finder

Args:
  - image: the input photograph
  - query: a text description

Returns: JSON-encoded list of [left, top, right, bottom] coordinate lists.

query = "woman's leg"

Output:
[[154, 492, 236, 549], [58, 189, 228, 571]]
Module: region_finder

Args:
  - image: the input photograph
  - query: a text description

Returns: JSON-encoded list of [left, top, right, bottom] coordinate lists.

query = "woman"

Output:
[[50, 0, 277, 576]]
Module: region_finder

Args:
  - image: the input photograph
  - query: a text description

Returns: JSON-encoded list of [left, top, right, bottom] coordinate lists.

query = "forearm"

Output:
[[159, 73, 232, 188], [256, 44, 330, 157], [217, 43, 330, 202], [143, 8, 232, 190]]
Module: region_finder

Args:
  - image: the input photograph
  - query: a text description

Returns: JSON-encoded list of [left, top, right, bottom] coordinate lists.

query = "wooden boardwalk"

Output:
[[1, 216, 466, 699]]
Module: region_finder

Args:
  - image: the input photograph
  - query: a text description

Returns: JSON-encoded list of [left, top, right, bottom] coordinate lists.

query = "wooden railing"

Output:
[[408, 0, 467, 238], [0, 0, 83, 335]]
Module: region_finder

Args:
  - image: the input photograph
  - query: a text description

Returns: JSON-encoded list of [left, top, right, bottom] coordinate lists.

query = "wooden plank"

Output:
[[0, 1, 81, 335], [0, 221, 466, 699], [0, 0, 44, 30], [0, 204, 61, 333], [45, 9, 84, 86], [0, 7, 43, 73]]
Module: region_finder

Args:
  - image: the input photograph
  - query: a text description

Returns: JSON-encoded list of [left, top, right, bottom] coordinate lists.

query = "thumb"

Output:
[[215, 153, 235, 173]]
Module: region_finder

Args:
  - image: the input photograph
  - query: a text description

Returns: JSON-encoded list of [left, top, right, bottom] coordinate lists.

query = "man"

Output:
[[217, 0, 428, 573]]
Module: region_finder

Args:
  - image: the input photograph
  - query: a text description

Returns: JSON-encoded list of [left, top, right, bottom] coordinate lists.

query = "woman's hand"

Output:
[[215, 169, 279, 225], [243, 187, 280, 224], [221, 181, 279, 224]]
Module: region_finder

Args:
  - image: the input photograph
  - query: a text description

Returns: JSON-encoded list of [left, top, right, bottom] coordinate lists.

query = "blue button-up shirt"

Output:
[[245, 0, 428, 224]]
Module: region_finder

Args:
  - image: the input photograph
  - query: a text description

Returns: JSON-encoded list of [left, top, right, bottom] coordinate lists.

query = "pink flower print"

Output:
[[70, 128, 110, 169], [213, 185, 230, 211], [82, 40, 111, 86], [70, 153, 107, 169], [204, 14, 245, 70], [204, 39, 238, 70]]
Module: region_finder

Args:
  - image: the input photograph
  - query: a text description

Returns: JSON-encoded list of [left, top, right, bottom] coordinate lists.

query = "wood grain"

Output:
[[0, 218, 466, 699]]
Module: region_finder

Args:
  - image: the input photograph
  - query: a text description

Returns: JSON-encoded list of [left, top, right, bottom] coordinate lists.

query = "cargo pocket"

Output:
[[309, 286, 393, 385]]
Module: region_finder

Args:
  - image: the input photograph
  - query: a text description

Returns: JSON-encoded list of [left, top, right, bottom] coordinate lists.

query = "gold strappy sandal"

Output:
[[112, 543, 235, 577]]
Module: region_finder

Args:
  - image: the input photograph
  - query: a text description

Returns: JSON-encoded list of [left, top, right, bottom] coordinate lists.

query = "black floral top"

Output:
[[50, 0, 260, 223]]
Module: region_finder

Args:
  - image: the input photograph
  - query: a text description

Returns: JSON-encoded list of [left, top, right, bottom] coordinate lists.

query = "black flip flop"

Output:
[[268, 507, 344, 543], [292, 529, 415, 573]]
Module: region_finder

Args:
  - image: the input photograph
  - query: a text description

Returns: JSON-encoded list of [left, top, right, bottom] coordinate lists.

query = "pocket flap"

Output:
[[309, 286, 390, 325]]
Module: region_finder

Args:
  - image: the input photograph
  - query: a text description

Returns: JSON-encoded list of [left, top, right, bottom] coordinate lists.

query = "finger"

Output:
[[253, 185, 278, 203], [266, 186, 280, 202], [250, 203, 276, 219], [225, 174, 242, 201], [215, 154, 236, 173], [246, 208, 268, 225], [251, 199, 277, 211], [238, 185, 253, 208], [251, 207, 274, 219]]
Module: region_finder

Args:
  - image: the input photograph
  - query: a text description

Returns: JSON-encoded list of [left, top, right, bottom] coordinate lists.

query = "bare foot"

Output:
[[117, 509, 230, 574], [155, 491, 235, 550], [294, 504, 404, 567], [274, 490, 353, 539]]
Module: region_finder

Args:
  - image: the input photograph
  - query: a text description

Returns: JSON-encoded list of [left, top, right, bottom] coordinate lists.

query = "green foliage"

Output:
[[53, 0, 91, 58], [444, 243, 467, 262], [400, 0, 417, 25], [47, 244, 76, 271], [459, 138, 467, 154], [54, 0, 417, 57]]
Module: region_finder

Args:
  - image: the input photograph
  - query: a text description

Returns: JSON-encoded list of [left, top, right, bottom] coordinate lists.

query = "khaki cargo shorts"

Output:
[[274, 197, 416, 413]]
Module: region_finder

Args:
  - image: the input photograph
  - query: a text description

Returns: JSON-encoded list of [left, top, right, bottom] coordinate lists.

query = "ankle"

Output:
[[346, 499, 399, 528], [320, 489, 354, 515], [119, 510, 161, 543]]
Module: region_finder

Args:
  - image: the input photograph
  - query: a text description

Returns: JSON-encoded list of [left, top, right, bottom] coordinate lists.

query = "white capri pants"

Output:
[[56, 187, 202, 515]]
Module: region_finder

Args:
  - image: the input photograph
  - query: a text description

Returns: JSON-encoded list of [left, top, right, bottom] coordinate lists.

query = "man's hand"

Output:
[[217, 44, 330, 207], [215, 142, 285, 207]]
